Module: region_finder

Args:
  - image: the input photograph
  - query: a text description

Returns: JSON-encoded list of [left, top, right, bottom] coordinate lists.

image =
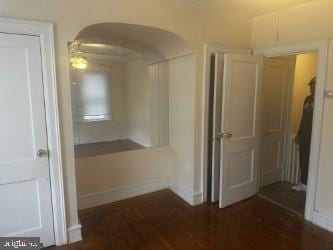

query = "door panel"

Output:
[[0, 33, 55, 246], [262, 58, 290, 187], [0, 180, 41, 236], [0, 47, 36, 162], [220, 54, 261, 208], [228, 149, 254, 189], [211, 53, 224, 202], [227, 62, 257, 138]]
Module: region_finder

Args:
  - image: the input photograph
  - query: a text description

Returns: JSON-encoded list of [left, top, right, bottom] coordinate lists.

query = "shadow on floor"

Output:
[[260, 181, 306, 215]]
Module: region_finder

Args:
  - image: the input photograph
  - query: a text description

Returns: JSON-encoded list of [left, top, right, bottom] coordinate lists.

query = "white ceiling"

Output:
[[79, 44, 141, 64], [76, 23, 192, 64], [178, 0, 319, 16]]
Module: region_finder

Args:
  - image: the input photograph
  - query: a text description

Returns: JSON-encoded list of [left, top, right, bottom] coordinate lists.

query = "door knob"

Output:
[[219, 132, 233, 138], [324, 90, 333, 98], [37, 149, 49, 157]]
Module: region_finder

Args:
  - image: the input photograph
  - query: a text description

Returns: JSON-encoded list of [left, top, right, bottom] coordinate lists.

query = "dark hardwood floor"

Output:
[[49, 190, 333, 250]]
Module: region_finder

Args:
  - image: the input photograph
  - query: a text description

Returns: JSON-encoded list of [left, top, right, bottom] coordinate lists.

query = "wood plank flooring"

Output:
[[49, 190, 333, 250]]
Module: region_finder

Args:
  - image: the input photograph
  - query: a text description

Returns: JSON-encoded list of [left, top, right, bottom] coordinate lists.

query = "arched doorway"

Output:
[[68, 23, 196, 212]]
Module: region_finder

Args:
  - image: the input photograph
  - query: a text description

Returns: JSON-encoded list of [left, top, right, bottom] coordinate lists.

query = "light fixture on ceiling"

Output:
[[69, 41, 88, 69], [70, 56, 88, 70]]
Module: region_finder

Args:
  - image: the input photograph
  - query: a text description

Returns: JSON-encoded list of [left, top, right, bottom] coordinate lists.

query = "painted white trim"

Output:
[[78, 179, 169, 210], [201, 44, 250, 202], [254, 39, 330, 222], [0, 18, 67, 245], [78, 179, 202, 210], [192, 192, 204, 205], [67, 224, 82, 244], [169, 181, 203, 206], [313, 212, 333, 233]]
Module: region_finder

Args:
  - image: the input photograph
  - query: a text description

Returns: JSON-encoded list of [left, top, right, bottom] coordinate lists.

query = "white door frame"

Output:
[[0, 18, 67, 245], [201, 44, 250, 202], [254, 39, 329, 222]]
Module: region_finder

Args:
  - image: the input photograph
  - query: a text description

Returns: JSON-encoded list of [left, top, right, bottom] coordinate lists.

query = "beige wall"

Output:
[[0, 0, 253, 231], [149, 61, 170, 147], [125, 60, 152, 147], [76, 146, 170, 197], [252, 0, 333, 218], [291, 54, 318, 133], [169, 55, 196, 193]]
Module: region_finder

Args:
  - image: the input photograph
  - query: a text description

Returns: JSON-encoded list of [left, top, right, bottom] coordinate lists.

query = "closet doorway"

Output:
[[259, 53, 318, 216]]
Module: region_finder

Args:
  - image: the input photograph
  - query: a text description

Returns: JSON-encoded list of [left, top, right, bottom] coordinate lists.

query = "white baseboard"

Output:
[[169, 181, 203, 206], [67, 223, 82, 243], [78, 179, 169, 210], [312, 211, 333, 233], [192, 192, 204, 206]]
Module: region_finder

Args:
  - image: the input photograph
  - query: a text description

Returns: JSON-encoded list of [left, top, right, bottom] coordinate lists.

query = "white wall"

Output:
[[169, 55, 196, 201], [150, 61, 170, 147], [125, 60, 152, 147], [76, 146, 171, 209], [252, 0, 333, 222], [71, 63, 128, 144]]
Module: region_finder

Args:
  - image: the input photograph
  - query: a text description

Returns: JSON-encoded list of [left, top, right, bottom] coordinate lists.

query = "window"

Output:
[[76, 68, 112, 122]]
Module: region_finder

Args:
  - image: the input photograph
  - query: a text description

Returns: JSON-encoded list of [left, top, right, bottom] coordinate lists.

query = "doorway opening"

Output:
[[259, 53, 318, 216], [68, 23, 195, 211], [202, 41, 328, 223]]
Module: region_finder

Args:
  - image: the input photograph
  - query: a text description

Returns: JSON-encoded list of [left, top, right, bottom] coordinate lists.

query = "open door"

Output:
[[261, 58, 291, 187], [210, 53, 224, 202], [219, 54, 261, 208]]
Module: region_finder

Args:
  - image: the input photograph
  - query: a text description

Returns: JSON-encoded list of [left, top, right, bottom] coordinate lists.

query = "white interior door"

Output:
[[0, 33, 55, 246], [261, 58, 291, 187], [211, 53, 224, 202], [219, 54, 261, 208]]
